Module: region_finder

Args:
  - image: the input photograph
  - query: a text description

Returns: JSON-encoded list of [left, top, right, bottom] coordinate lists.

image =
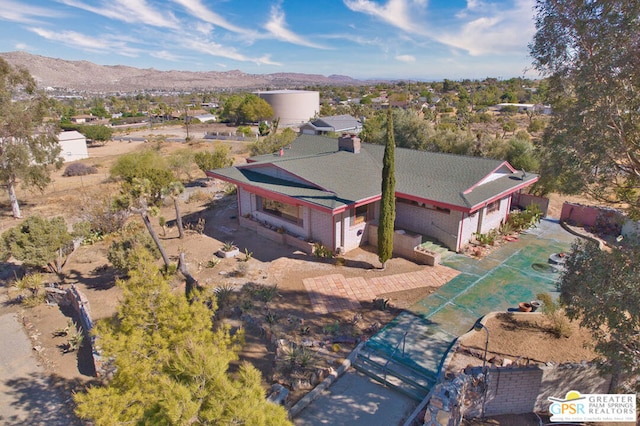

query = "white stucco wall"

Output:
[[459, 211, 480, 250], [395, 201, 461, 250], [57, 131, 88, 162], [342, 211, 368, 252], [238, 187, 252, 216], [477, 198, 509, 235], [310, 208, 334, 248]]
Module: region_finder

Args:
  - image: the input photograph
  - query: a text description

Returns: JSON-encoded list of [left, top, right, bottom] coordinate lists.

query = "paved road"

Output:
[[0, 313, 81, 425]]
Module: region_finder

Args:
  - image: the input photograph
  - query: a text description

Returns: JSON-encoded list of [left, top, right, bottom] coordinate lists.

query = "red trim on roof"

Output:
[[332, 194, 381, 214], [238, 163, 334, 193], [463, 162, 517, 194], [468, 176, 539, 213], [206, 170, 335, 214], [395, 192, 469, 212]]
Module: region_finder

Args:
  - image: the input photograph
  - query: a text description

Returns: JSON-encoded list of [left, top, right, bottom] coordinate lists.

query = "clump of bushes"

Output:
[[537, 292, 572, 338], [107, 223, 159, 273], [507, 204, 542, 232], [63, 163, 98, 177]]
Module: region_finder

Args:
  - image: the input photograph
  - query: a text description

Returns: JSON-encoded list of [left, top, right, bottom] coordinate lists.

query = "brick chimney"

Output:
[[338, 133, 361, 154]]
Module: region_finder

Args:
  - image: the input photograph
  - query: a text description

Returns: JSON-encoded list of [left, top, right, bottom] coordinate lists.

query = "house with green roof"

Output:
[[206, 134, 538, 255]]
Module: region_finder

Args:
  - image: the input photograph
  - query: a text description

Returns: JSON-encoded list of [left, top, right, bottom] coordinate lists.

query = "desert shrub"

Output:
[[507, 204, 542, 232], [63, 163, 98, 177], [313, 243, 333, 258], [285, 344, 316, 369], [80, 194, 129, 236], [1, 215, 75, 274], [322, 320, 341, 335], [12, 273, 47, 306], [194, 146, 233, 174], [186, 189, 213, 204], [498, 221, 514, 236], [256, 284, 279, 302], [537, 292, 572, 338], [528, 118, 546, 133], [474, 229, 498, 246], [184, 217, 205, 234], [107, 223, 159, 272], [214, 283, 235, 309]]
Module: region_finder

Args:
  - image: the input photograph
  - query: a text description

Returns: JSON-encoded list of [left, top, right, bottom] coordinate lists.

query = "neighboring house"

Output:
[[299, 115, 362, 135], [57, 131, 89, 162], [206, 134, 538, 254], [193, 113, 217, 123], [70, 114, 98, 124], [494, 103, 553, 115]]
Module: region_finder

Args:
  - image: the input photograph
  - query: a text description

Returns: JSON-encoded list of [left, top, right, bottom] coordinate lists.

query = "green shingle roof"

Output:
[[208, 135, 538, 212]]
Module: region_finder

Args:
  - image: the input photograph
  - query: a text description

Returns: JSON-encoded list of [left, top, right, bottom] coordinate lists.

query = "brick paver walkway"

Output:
[[302, 266, 460, 314]]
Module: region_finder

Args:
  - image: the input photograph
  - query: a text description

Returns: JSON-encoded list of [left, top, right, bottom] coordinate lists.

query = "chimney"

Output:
[[338, 133, 361, 154]]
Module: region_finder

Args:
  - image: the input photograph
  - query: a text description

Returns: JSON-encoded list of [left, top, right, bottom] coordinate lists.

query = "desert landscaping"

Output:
[[0, 123, 612, 425]]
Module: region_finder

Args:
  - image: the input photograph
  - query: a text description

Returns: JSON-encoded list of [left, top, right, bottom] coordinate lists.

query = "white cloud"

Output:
[[263, 4, 327, 49], [194, 21, 214, 36], [435, 0, 535, 56], [59, 0, 179, 28], [343, 0, 427, 34], [171, 0, 247, 34], [187, 39, 281, 65], [29, 27, 141, 56], [0, 0, 61, 23], [321, 33, 383, 47], [396, 54, 416, 63], [14, 42, 30, 50], [150, 50, 180, 61]]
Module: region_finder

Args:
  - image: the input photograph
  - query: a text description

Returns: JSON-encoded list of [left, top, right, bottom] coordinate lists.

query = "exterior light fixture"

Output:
[[473, 319, 490, 419]]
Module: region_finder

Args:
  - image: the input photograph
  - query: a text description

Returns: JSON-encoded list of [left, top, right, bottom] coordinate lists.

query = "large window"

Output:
[[257, 196, 302, 225], [351, 204, 368, 225], [486, 200, 500, 214]]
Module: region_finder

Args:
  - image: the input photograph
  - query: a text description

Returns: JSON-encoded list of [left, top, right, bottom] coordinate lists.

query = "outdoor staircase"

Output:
[[417, 239, 455, 262], [353, 336, 437, 401]]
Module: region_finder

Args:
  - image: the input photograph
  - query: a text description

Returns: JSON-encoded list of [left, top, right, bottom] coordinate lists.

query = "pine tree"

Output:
[[378, 109, 396, 268], [74, 248, 292, 425]]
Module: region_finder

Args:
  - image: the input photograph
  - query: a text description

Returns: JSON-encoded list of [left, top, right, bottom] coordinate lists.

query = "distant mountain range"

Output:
[[0, 51, 368, 93]]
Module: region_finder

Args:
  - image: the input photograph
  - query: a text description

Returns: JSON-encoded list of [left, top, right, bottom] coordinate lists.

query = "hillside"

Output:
[[0, 51, 366, 93]]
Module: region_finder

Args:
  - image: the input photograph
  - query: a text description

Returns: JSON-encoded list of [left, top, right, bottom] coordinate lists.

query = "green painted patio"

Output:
[[366, 219, 578, 378]]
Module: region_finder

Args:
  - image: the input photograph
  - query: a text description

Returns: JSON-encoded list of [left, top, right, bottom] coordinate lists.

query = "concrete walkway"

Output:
[[0, 313, 80, 426], [303, 266, 460, 314], [293, 370, 416, 426]]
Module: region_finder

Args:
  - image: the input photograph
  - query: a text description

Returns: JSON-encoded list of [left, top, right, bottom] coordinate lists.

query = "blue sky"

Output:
[[0, 0, 539, 80]]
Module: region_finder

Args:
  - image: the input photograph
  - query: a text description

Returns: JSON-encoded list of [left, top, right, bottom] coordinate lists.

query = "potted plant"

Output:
[[217, 241, 240, 258], [518, 302, 533, 312]]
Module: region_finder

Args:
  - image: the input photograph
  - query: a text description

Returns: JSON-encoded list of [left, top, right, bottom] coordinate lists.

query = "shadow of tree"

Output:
[[64, 266, 118, 291], [2, 372, 89, 426], [57, 303, 97, 377]]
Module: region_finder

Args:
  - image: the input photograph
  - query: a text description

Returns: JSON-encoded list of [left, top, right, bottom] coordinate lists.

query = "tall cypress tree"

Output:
[[378, 109, 396, 268]]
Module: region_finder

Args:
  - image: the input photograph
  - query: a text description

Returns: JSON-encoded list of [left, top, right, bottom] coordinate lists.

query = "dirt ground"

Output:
[[448, 313, 598, 373], [0, 126, 440, 407], [0, 124, 603, 420]]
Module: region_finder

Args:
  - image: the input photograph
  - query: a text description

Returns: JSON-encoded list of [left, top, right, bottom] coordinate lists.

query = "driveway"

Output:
[[0, 313, 80, 426]]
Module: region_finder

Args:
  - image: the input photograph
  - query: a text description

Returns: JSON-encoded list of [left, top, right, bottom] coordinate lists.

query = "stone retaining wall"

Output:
[[63, 285, 105, 377], [423, 362, 611, 425]]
